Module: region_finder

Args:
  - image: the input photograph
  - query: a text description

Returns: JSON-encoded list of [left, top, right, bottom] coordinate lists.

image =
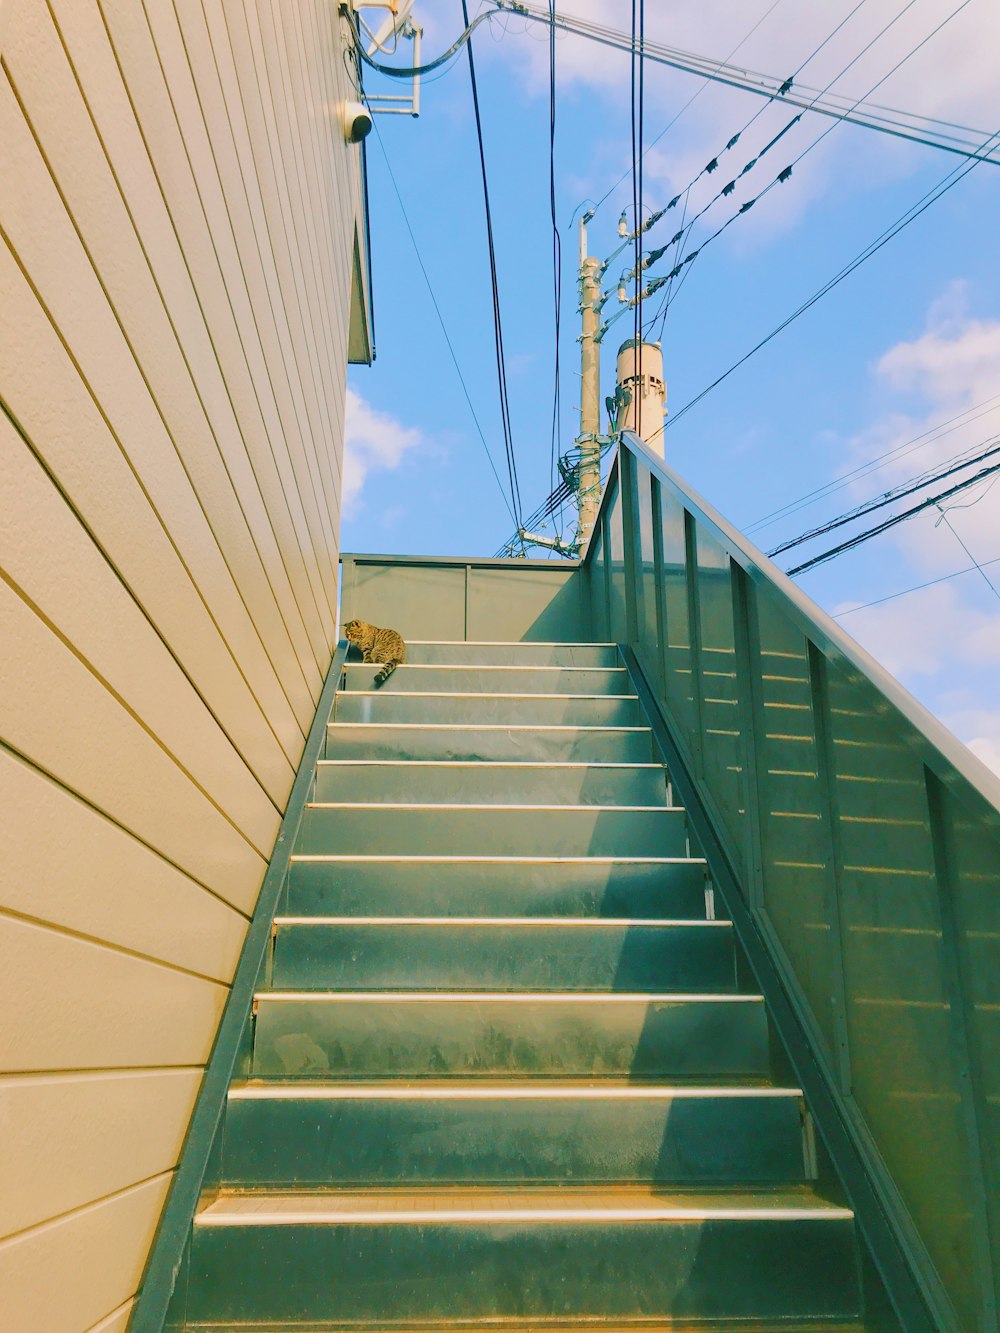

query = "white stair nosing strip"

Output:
[[255, 990, 763, 1004], [316, 760, 664, 769], [229, 1084, 803, 1101], [196, 1202, 853, 1226], [326, 723, 652, 732], [405, 641, 618, 646], [305, 803, 684, 812], [340, 692, 638, 700], [289, 854, 706, 864], [272, 916, 730, 928], [345, 664, 627, 673]]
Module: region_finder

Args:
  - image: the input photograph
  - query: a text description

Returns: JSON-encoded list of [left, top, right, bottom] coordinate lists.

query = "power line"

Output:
[[745, 394, 1000, 536], [934, 504, 1000, 602], [655, 118, 1000, 443], [833, 554, 1000, 617], [767, 434, 1000, 559], [370, 122, 517, 527], [785, 456, 1000, 576], [492, 1, 1000, 169], [460, 0, 523, 526], [547, 0, 563, 537]]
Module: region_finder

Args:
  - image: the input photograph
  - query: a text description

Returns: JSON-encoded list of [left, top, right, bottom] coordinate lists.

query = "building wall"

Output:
[[0, 2, 365, 1328]]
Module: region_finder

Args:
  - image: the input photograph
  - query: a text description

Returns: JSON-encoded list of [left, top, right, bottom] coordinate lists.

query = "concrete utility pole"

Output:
[[576, 213, 603, 549]]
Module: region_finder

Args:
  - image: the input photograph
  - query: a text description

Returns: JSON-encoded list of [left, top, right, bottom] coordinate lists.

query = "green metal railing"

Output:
[[587, 432, 999, 1333]]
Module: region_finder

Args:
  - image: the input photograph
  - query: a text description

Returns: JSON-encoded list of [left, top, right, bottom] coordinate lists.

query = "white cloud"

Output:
[[342, 387, 425, 515]]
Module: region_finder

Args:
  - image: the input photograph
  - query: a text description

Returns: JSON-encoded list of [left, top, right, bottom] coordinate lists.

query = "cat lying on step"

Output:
[[343, 618, 407, 687]]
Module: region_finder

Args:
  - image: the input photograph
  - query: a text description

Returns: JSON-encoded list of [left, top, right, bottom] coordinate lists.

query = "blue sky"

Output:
[[345, 0, 1000, 769]]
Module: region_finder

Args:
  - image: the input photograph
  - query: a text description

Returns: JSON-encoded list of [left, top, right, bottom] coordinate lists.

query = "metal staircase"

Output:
[[167, 639, 871, 1329]]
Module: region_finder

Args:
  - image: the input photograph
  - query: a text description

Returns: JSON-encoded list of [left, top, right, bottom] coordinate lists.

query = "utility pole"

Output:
[[577, 212, 603, 550]]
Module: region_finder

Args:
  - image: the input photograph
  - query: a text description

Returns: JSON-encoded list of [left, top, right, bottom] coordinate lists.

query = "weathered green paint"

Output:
[[597, 432, 1000, 1333]]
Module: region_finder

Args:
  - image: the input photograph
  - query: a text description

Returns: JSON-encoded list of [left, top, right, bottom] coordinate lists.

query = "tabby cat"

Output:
[[343, 618, 407, 687]]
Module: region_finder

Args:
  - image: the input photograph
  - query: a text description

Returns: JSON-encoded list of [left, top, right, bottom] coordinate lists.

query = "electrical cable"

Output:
[[656, 0, 977, 318], [785, 456, 1000, 576], [460, 0, 524, 526], [745, 394, 1000, 536], [933, 505, 1000, 602], [348, 6, 495, 78], [589, 0, 788, 219], [653, 119, 1000, 443], [767, 435, 1000, 558], [833, 554, 1000, 617], [370, 122, 517, 528], [548, 0, 563, 538]]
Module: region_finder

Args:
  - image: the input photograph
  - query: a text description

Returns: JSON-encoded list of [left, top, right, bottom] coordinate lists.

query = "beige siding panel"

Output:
[[1, 414, 280, 851], [127, 0, 341, 621], [111, 0, 341, 621], [0, 245, 300, 794], [0, 1173, 170, 1333], [3, 8, 324, 708], [0, 915, 227, 1072], [0, 74, 311, 751], [200, 0, 344, 524], [0, 578, 266, 904], [47, 0, 338, 661], [0, 747, 247, 980], [0, 1067, 201, 1238]]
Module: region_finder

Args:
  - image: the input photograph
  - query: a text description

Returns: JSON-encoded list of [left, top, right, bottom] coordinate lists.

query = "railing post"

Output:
[[730, 564, 766, 909], [925, 769, 998, 1330], [620, 445, 641, 647], [650, 475, 667, 696], [807, 642, 854, 1097], [683, 508, 704, 775]]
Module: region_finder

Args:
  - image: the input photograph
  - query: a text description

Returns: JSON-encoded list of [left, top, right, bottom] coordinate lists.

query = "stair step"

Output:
[[187, 1187, 860, 1323], [285, 856, 708, 919], [343, 665, 630, 694], [324, 722, 657, 763], [403, 641, 620, 666], [269, 919, 736, 992], [333, 693, 642, 726], [221, 1083, 807, 1186], [313, 760, 669, 806], [296, 805, 689, 858], [251, 992, 771, 1081]]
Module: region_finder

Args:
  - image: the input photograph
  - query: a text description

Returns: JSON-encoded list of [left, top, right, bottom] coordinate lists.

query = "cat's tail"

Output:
[[373, 658, 402, 688]]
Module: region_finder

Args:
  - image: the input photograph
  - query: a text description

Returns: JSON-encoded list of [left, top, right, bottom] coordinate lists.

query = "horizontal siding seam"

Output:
[[43, 5, 333, 680], [0, 1167, 175, 1250], [0, 1066, 203, 1085], [0, 229, 308, 761], [0, 563, 278, 858], [84, 1297, 135, 1333], [0, 903, 240, 988], [0, 737, 257, 916]]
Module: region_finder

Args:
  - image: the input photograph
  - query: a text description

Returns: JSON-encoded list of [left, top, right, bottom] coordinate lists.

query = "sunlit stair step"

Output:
[[296, 805, 689, 858], [313, 760, 669, 807], [333, 692, 642, 726], [285, 856, 708, 919], [187, 1188, 861, 1323], [251, 992, 771, 1081], [269, 918, 736, 992], [404, 641, 620, 666], [221, 1083, 807, 1187], [344, 664, 631, 695], [324, 721, 658, 763]]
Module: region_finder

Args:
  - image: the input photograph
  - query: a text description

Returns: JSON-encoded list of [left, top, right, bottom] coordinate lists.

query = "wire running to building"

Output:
[[547, 0, 564, 540], [460, 0, 523, 527]]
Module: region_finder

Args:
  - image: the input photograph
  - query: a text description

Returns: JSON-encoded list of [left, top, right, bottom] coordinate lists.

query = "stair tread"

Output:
[[273, 917, 726, 927], [256, 990, 761, 1001], [197, 1186, 852, 1225]]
